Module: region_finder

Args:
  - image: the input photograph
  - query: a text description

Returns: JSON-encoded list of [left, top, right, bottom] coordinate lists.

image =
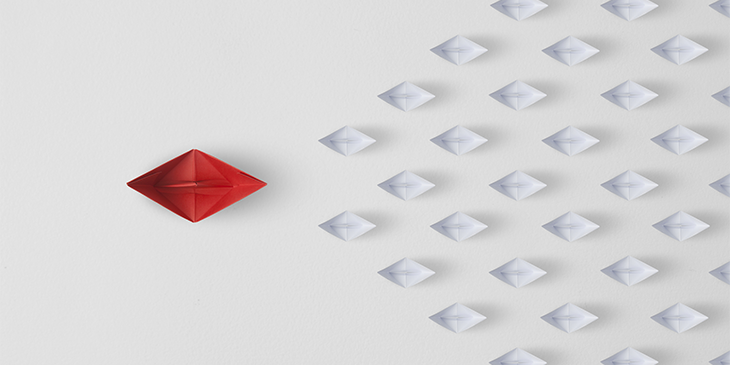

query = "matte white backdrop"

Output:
[[1, 1, 728, 364]]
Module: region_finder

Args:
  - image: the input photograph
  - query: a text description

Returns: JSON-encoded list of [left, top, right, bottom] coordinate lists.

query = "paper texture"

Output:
[[601, 347, 658, 365], [542, 126, 599, 156], [601, 0, 658, 21], [543, 212, 599, 242], [651, 125, 708, 155], [651, 35, 708, 65], [601, 80, 658, 110], [378, 258, 435, 288], [319, 126, 375, 156], [378, 170, 435, 201], [431, 125, 487, 156], [127, 149, 266, 222], [542, 36, 599, 66], [319, 211, 376, 241], [491, 0, 548, 21], [712, 86, 730, 107], [601, 170, 658, 200], [431, 35, 487, 66], [653, 211, 709, 241], [601, 256, 658, 286], [378, 82, 435, 111], [431, 212, 488, 242], [490, 348, 546, 365], [490, 258, 546, 288], [710, 0, 730, 17], [490, 80, 546, 111], [541, 303, 598, 333], [651, 303, 708, 333], [490, 170, 546, 201], [429, 303, 486, 333], [709, 261, 730, 285]]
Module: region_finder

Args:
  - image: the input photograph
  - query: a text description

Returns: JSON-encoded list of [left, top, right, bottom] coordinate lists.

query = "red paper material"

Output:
[[127, 149, 266, 222]]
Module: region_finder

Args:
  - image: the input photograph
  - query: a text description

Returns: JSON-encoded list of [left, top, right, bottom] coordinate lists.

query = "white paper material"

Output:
[[378, 82, 435, 112], [491, 0, 548, 20], [709, 261, 730, 285], [319, 126, 375, 156], [601, 170, 658, 200], [429, 303, 486, 333], [710, 174, 730, 197], [601, 347, 658, 365], [431, 125, 487, 156], [543, 212, 599, 242], [378, 170, 435, 201], [653, 211, 709, 241], [711, 86, 730, 107], [319, 211, 376, 241], [490, 348, 546, 365], [651, 35, 708, 65], [490, 81, 546, 111], [490, 170, 546, 201], [601, 0, 658, 21], [710, 351, 730, 365], [601, 80, 658, 110], [601, 256, 658, 286], [651, 125, 708, 155], [541, 303, 598, 333], [431, 35, 487, 66], [710, 0, 730, 17], [651, 303, 708, 333], [542, 36, 599, 66], [378, 258, 435, 288], [431, 212, 488, 242], [542, 126, 599, 156], [490, 258, 546, 288]]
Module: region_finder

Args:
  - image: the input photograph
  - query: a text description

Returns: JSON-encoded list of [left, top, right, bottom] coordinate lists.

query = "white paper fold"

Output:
[[490, 348, 546, 365], [602, 80, 657, 110], [601, 0, 658, 21], [651, 35, 708, 65], [543, 212, 599, 242], [490, 258, 546, 288], [541, 303, 598, 333], [430, 303, 486, 333], [601, 347, 658, 365], [651, 125, 708, 155], [653, 211, 709, 241], [378, 170, 434, 201], [601, 256, 658, 286], [378, 82, 435, 112], [543, 36, 599, 66], [709, 174, 730, 197], [709, 261, 730, 285], [378, 258, 435, 288], [491, 0, 548, 20], [431, 212, 488, 242], [710, 0, 730, 17], [542, 126, 599, 156], [319, 211, 376, 241], [319, 126, 375, 156], [651, 303, 707, 333], [490, 81, 546, 110], [431, 35, 487, 65], [710, 351, 730, 365], [712, 87, 730, 107], [601, 170, 658, 200], [490, 171, 546, 201], [431, 125, 487, 156]]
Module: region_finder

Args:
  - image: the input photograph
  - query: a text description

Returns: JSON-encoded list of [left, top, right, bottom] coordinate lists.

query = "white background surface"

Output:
[[1, 1, 728, 364]]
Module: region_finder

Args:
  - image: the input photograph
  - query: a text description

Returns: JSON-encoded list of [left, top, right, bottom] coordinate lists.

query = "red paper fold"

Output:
[[127, 149, 266, 222]]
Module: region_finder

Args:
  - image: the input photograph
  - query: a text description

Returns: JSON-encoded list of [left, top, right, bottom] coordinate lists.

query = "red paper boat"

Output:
[[128, 149, 266, 222]]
